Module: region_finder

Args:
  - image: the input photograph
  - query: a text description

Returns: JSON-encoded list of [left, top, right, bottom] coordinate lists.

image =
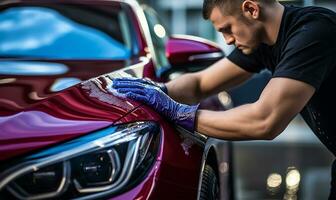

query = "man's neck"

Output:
[[262, 3, 285, 45]]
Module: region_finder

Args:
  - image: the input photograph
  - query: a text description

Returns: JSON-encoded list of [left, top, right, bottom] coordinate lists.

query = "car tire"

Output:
[[200, 164, 220, 200]]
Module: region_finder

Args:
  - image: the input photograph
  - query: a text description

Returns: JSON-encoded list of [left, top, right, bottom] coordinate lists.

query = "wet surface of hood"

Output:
[[0, 59, 142, 116], [0, 59, 147, 161]]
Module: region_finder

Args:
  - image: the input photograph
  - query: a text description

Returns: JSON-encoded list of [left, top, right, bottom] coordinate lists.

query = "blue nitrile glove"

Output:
[[112, 77, 168, 94], [112, 81, 199, 133]]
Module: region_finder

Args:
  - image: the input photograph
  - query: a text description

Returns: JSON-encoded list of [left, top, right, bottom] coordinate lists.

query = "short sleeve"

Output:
[[227, 47, 265, 73], [273, 19, 336, 90]]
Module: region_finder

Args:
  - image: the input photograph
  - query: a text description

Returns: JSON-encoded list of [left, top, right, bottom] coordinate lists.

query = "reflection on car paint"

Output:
[[0, 78, 15, 84], [0, 111, 111, 137], [0, 7, 131, 59], [50, 77, 81, 92], [0, 61, 68, 75], [0, 110, 112, 161], [28, 91, 46, 100]]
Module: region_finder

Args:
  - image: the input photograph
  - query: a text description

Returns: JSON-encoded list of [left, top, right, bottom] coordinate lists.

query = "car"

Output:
[[0, 0, 233, 199]]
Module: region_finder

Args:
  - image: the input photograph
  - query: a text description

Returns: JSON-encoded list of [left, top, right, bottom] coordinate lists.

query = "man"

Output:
[[112, 0, 336, 198]]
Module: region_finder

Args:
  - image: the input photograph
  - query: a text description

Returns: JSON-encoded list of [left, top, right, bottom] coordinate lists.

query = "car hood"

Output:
[[0, 59, 142, 115], [0, 58, 148, 161]]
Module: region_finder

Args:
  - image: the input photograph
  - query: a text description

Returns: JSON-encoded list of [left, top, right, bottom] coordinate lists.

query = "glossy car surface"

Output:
[[0, 0, 232, 199]]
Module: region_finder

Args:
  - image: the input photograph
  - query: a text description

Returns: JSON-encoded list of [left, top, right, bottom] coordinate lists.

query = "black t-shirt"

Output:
[[227, 5, 336, 156]]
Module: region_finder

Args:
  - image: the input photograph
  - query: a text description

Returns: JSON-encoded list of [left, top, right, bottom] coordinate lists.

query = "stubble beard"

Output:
[[242, 28, 263, 55]]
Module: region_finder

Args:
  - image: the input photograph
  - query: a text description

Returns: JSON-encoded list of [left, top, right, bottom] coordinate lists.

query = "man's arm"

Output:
[[166, 58, 252, 104], [196, 77, 315, 140]]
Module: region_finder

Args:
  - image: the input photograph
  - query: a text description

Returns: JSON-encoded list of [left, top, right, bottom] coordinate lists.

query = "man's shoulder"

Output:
[[287, 5, 336, 16], [283, 6, 336, 45], [286, 5, 336, 26]]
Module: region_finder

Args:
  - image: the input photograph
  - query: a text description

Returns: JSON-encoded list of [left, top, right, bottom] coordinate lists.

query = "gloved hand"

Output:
[[112, 77, 168, 94], [111, 79, 199, 133]]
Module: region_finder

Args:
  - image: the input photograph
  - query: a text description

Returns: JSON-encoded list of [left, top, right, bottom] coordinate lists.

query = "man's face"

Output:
[[210, 6, 263, 55]]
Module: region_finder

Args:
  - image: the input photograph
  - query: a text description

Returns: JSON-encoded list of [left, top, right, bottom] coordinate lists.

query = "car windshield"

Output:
[[0, 3, 134, 59]]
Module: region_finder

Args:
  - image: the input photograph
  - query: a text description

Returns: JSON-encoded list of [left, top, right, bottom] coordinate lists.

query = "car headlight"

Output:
[[0, 121, 160, 200]]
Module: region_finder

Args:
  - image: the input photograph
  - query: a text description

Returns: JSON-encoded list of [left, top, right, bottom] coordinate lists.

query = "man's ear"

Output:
[[241, 0, 260, 20]]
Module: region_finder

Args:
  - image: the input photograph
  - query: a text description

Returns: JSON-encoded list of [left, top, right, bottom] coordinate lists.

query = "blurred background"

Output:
[[138, 0, 335, 199]]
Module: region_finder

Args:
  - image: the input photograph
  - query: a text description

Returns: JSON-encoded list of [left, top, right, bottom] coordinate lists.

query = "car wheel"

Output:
[[200, 164, 220, 200]]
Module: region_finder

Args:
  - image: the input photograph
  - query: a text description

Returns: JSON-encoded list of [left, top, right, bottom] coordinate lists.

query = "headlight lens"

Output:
[[0, 121, 160, 200]]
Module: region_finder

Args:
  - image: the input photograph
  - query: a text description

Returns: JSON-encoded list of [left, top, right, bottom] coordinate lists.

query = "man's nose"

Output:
[[224, 34, 235, 45]]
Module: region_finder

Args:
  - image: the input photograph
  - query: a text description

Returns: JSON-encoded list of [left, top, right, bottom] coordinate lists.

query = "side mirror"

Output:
[[166, 34, 224, 67]]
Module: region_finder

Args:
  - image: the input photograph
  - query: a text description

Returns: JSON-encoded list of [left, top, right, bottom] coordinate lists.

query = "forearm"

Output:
[[196, 103, 272, 140], [195, 77, 316, 141], [165, 58, 252, 105], [166, 73, 202, 104]]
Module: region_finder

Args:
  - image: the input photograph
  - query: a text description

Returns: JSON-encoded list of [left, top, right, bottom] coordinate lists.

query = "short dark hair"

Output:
[[202, 0, 276, 20], [203, 0, 242, 19]]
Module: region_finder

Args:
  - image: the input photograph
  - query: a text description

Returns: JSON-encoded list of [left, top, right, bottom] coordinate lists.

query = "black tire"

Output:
[[200, 164, 220, 200]]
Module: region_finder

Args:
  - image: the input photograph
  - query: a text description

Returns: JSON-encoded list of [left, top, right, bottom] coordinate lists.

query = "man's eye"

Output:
[[224, 27, 232, 34], [219, 26, 232, 34]]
